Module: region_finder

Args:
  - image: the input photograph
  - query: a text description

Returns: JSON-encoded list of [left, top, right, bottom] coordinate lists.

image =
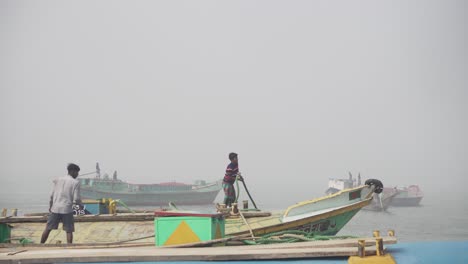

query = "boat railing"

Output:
[[282, 185, 374, 221]]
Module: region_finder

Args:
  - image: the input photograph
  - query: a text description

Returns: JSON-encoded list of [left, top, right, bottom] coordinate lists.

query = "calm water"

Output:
[[1, 191, 467, 243]]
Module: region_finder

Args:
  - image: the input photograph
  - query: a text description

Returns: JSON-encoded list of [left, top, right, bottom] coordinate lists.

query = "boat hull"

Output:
[[226, 201, 369, 237], [326, 191, 387, 212], [80, 188, 221, 206], [390, 196, 423, 207], [79, 179, 223, 206], [227, 185, 374, 236], [386, 185, 423, 207]]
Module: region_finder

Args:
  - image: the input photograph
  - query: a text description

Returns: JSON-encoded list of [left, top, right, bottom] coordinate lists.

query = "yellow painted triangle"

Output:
[[215, 223, 222, 239], [164, 220, 201, 245]]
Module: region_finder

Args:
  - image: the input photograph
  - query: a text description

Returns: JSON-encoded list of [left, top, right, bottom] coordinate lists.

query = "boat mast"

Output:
[[96, 162, 101, 179]]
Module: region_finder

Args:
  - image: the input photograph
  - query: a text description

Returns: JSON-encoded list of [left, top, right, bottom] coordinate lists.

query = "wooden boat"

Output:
[[0, 183, 380, 244], [78, 163, 222, 206], [226, 184, 377, 236], [387, 185, 423, 206]]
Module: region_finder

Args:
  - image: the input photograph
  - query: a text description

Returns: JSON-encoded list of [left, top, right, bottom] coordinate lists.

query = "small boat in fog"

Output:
[[388, 185, 423, 206]]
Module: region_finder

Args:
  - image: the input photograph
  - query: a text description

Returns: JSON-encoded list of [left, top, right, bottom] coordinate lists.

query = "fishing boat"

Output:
[[1, 181, 382, 244], [325, 173, 394, 211], [225, 182, 380, 237], [79, 163, 223, 206], [388, 185, 423, 206]]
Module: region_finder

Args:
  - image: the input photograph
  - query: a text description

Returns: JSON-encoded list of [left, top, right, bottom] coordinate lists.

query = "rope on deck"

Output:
[[115, 200, 135, 213], [241, 230, 357, 245]]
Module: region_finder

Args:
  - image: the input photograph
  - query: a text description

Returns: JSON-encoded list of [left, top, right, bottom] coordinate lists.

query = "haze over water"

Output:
[[1, 0, 467, 243]]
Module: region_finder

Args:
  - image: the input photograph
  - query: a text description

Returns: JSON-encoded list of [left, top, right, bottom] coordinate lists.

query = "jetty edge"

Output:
[[0, 235, 398, 263]]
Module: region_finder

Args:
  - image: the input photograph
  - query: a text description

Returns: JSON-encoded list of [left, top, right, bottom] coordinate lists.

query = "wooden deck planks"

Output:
[[0, 237, 396, 263], [0, 245, 381, 263]]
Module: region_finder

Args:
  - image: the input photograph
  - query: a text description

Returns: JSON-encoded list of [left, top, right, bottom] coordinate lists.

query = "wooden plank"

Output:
[[4, 211, 272, 224], [0, 213, 155, 224], [0, 244, 384, 263], [0, 236, 396, 250], [230, 236, 397, 250]]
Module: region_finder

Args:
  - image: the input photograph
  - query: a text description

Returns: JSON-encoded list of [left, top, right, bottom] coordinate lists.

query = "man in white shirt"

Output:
[[40, 163, 82, 244]]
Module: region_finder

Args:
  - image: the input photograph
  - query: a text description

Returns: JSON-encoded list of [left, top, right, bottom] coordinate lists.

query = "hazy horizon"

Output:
[[1, 0, 467, 207]]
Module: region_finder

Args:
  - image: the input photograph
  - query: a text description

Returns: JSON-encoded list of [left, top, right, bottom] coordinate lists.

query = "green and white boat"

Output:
[[79, 163, 223, 206], [225, 183, 377, 237], [79, 177, 223, 206]]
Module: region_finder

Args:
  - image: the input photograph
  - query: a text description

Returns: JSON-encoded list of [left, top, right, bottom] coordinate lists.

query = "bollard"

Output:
[[243, 200, 249, 209], [388, 229, 395, 237], [231, 203, 239, 214], [358, 239, 366, 257], [108, 200, 117, 214], [1, 208, 6, 217], [373, 230, 380, 237], [216, 203, 227, 213], [376, 238, 384, 256], [11, 209, 17, 217]]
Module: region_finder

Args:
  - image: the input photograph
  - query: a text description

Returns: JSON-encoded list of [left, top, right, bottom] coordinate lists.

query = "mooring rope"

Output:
[[240, 230, 357, 245], [234, 173, 258, 209], [115, 199, 135, 213]]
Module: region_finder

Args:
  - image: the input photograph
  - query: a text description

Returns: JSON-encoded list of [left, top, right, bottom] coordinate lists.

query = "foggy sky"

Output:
[[1, 0, 467, 207]]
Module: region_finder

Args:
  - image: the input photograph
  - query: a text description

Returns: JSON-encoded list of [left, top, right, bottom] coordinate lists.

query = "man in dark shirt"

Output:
[[222, 152, 242, 207]]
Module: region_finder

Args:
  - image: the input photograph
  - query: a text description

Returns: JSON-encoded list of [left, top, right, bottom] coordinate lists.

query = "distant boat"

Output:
[[388, 185, 423, 206], [325, 173, 395, 211], [78, 163, 223, 206]]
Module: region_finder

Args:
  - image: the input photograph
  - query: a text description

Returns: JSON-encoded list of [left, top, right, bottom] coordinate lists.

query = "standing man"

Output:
[[41, 163, 82, 244], [222, 152, 243, 207]]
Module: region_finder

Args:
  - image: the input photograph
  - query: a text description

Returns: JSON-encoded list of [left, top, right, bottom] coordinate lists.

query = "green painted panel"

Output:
[[155, 216, 225, 246], [0, 223, 11, 243]]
